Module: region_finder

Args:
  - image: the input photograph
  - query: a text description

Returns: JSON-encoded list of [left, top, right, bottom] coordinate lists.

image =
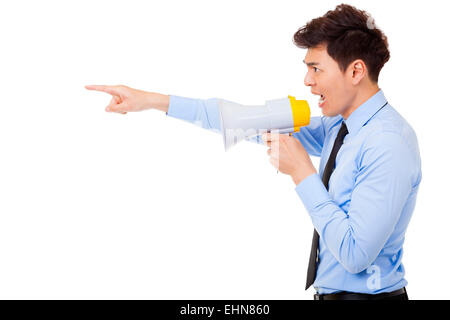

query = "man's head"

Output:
[[293, 4, 390, 118]]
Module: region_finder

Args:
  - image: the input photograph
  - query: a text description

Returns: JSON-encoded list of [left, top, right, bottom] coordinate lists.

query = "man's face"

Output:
[[303, 45, 355, 117]]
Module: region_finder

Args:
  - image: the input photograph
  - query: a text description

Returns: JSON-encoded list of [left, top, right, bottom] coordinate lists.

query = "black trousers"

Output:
[[314, 288, 408, 300]]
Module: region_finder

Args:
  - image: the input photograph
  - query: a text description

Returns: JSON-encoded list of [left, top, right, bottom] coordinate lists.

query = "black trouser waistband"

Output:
[[314, 287, 407, 300]]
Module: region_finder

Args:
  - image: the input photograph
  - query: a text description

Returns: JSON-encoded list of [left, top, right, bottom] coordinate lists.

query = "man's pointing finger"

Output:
[[85, 85, 121, 96]]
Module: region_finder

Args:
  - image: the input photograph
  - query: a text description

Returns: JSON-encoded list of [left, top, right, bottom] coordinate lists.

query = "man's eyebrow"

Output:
[[303, 60, 320, 66]]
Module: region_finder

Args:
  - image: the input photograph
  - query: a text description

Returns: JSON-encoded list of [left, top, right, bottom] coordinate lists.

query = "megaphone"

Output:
[[218, 96, 310, 150]]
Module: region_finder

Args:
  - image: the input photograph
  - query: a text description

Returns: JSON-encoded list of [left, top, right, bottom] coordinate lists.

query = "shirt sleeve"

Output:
[[166, 94, 222, 134], [290, 117, 326, 157], [294, 131, 416, 274]]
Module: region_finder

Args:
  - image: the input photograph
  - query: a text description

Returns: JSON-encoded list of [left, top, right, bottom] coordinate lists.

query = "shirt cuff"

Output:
[[166, 94, 199, 121], [294, 173, 331, 212]]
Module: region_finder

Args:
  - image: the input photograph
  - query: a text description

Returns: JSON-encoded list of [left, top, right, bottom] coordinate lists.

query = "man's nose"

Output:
[[304, 72, 315, 87]]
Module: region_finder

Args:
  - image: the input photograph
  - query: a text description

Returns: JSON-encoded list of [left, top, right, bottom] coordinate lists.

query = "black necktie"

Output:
[[305, 121, 349, 290]]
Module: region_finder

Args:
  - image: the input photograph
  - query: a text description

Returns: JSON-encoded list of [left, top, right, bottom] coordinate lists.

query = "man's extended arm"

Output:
[[85, 84, 330, 154]]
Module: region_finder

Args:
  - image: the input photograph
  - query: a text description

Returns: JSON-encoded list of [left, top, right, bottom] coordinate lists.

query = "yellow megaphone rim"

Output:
[[288, 95, 310, 132]]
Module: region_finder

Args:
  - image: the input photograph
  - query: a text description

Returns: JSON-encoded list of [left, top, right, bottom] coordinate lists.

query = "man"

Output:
[[85, 4, 421, 300]]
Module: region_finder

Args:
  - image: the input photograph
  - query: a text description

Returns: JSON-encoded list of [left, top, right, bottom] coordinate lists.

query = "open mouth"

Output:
[[319, 94, 327, 107]]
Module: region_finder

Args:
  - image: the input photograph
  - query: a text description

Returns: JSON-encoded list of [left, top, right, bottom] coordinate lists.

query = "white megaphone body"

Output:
[[218, 96, 310, 150]]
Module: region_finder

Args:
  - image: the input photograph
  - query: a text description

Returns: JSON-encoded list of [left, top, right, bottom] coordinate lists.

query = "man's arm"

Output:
[[85, 84, 330, 153], [295, 131, 419, 274]]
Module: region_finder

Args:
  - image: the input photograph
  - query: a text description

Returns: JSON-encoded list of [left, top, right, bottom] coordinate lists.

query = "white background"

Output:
[[0, 0, 448, 300]]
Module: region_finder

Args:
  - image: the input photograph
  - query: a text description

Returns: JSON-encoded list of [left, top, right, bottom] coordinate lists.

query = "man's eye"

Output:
[[313, 67, 319, 72]]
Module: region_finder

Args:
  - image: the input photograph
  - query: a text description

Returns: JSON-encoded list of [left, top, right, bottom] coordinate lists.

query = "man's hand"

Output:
[[85, 84, 170, 114], [262, 132, 317, 185]]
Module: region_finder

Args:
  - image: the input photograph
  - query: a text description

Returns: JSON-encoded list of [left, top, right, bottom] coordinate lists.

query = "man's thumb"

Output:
[[107, 103, 126, 112]]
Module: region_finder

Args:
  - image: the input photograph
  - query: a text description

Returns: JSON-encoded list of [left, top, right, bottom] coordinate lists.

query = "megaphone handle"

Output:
[[277, 133, 293, 173]]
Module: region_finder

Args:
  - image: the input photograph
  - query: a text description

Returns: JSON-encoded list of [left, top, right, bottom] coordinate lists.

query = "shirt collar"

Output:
[[343, 89, 388, 136]]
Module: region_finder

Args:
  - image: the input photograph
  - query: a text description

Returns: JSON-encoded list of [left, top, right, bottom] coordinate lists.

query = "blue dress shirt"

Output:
[[166, 89, 422, 295]]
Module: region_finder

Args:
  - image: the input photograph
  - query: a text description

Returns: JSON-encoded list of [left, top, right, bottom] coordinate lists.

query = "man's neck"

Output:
[[342, 85, 380, 120]]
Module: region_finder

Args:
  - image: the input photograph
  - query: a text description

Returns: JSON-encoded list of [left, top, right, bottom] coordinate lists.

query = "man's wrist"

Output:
[[147, 92, 170, 113], [291, 168, 317, 186]]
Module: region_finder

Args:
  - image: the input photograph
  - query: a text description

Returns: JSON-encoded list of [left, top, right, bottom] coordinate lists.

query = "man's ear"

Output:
[[349, 59, 366, 85]]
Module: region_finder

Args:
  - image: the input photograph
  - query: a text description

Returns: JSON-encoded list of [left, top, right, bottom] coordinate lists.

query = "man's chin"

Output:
[[321, 108, 339, 118]]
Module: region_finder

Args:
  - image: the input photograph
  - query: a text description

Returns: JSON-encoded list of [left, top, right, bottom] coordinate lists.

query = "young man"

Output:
[[86, 4, 421, 300]]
